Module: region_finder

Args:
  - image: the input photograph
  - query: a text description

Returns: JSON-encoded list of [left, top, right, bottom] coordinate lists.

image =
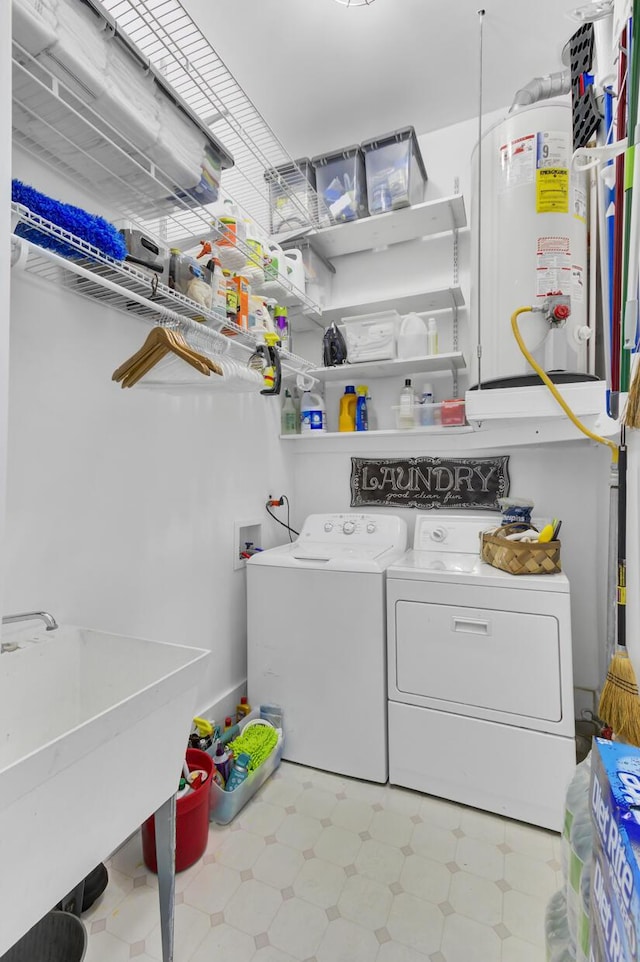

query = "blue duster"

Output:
[[12, 180, 128, 261]]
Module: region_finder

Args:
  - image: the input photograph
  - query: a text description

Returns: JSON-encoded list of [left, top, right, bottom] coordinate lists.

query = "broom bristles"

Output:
[[599, 648, 640, 746], [624, 356, 640, 428]]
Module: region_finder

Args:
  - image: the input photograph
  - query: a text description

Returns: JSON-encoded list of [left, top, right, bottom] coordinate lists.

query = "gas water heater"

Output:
[[470, 101, 590, 387]]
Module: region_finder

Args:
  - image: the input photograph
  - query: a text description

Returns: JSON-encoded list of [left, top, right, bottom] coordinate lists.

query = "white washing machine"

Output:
[[386, 514, 575, 831], [247, 513, 407, 782]]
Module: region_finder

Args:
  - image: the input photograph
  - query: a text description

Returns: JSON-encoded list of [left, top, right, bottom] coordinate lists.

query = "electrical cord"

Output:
[[265, 495, 299, 541]]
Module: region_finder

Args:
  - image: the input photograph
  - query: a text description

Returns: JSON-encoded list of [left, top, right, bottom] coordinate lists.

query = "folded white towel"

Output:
[[46, 0, 108, 100], [93, 40, 161, 153]]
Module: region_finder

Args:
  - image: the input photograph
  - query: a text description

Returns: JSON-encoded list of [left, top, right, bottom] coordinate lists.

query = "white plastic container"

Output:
[[209, 709, 284, 825], [284, 248, 305, 294], [397, 313, 428, 359], [343, 310, 399, 362], [300, 391, 326, 433]]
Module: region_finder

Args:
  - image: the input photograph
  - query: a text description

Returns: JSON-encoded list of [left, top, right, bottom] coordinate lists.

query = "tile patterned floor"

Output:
[[84, 762, 561, 962]]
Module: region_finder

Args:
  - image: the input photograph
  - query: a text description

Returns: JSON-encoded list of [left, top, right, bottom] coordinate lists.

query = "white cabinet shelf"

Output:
[[308, 352, 466, 383], [293, 195, 467, 260], [281, 426, 474, 440], [320, 285, 464, 326]]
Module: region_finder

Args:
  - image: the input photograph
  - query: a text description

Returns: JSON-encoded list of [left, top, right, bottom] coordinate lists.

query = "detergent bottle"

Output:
[[300, 389, 326, 433], [339, 385, 357, 431], [281, 390, 297, 435], [225, 753, 251, 792], [355, 385, 368, 431]]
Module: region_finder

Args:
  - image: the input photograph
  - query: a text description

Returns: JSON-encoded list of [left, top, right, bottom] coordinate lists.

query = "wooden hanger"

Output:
[[112, 326, 223, 388]]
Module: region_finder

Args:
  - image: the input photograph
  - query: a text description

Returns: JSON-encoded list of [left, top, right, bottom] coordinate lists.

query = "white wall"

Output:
[[5, 151, 292, 711]]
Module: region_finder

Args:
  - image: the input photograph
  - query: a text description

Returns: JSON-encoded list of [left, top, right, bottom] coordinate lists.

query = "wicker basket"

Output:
[[481, 523, 561, 576]]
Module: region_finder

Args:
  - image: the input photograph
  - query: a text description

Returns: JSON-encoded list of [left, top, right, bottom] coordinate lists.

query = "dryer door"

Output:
[[393, 601, 562, 721]]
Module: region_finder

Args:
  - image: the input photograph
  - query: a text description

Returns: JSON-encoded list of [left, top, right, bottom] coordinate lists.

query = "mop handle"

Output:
[[618, 443, 628, 648]]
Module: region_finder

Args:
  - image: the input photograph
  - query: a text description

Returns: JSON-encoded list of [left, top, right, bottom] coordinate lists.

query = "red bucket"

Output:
[[141, 748, 213, 874]]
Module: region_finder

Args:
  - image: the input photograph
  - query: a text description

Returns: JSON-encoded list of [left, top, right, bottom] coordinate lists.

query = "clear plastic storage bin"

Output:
[[361, 126, 427, 215], [281, 238, 335, 309], [209, 709, 284, 825], [312, 146, 368, 225], [265, 158, 317, 235]]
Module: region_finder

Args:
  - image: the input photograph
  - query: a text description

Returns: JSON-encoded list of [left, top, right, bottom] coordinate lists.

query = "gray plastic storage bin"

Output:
[[312, 146, 368, 225], [1, 912, 87, 962], [265, 158, 317, 235], [209, 709, 284, 825], [281, 237, 335, 309], [361, 126, 427, 215]]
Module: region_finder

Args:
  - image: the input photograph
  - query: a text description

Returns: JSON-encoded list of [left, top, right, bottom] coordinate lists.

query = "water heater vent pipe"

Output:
[[510, 70, 571, 112]]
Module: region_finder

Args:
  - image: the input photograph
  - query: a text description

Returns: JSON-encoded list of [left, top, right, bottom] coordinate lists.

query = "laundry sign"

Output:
[[350, 456, 510, 510]]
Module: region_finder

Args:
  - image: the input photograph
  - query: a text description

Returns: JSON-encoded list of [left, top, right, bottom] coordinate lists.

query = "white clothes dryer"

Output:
[[247, 513, 407, 782], [386, 514, 575, 830]]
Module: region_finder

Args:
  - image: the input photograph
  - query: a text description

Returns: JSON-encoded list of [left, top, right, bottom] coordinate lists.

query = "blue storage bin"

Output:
[[312, 146, 368, 226], [209, 710, 284, 824], [361, 126, 427, 215]]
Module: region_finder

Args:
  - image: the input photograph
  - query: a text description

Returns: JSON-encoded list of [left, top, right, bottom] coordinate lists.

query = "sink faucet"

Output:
[[2, 611, 59, 631]]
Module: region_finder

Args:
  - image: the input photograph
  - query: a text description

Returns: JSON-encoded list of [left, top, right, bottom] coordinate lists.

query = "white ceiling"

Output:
[[182, 0, 583, 159]]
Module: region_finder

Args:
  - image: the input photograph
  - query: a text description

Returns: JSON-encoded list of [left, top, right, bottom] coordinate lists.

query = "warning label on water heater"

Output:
[[499, 134, 535, 191], [536, 236, 572, 297], [535, 131, 570, 213]]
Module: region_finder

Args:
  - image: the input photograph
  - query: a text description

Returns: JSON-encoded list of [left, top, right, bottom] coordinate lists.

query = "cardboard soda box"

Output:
[[590, 738, 640, 960]]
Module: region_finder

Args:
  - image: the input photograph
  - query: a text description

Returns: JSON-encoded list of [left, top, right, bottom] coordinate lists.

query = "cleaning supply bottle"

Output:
[[300, 390, 326, 433], [281, 390, 297, 435], [225, 753, 251, 792], [355, 385, 368, 431], [224, 716, 234, 730], [210, 257, 227, 321], [339, 385, 357, 432], [427, 317, 439, 355], [399, 378, 415, 429], [235, 695, 252, 723], [418, 382, 435, 426], [214, 742, 232, 784], [274, 306, 290, 352]]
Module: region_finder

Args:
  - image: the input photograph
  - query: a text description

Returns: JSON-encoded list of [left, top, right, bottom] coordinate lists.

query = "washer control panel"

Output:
[[298, 513, 405, 549]]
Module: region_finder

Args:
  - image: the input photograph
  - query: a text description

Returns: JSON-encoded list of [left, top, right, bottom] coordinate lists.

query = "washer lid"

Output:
[[387, 549, 570, 591], [248, 541, 407, 572]]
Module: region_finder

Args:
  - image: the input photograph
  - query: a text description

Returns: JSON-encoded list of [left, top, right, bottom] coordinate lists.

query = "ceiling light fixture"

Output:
[[334, 0, 377, 7]]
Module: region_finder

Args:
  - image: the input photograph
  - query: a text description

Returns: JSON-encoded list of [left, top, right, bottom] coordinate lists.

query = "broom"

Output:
[[598, 434, 640, 744]]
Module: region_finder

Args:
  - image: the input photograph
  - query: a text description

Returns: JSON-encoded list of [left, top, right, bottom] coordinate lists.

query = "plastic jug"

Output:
[[214, 199, 247, 272], [300, 390, 326, 433], [339, 385, 357, 432], [243, 221, 266, 286], [284, 248, 305, 295], [397, 313, 428, 359], [262, 242, 287, 296]]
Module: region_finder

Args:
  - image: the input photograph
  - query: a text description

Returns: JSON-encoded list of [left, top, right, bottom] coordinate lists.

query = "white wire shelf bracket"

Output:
[[11, 39, 322, 320], [97, 0, 330, 235], [10, 204, 315, 385]]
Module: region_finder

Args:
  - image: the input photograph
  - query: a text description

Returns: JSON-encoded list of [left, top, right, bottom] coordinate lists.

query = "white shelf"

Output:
[[293, 195, 467, 260], [281, 426, 474, 440], [308, 352, 466, 383], [11, 32, 322, 319], [320, 286, 464, 326], [11, 204, 315, 388]]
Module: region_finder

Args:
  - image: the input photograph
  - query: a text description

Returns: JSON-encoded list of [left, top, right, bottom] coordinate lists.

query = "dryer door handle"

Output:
[[452, 617, 491, 636]]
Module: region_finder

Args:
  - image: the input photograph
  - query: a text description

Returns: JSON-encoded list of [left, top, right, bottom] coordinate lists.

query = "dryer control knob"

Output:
[[324, 522, 333, 533], [343, 521, 356, 535], [367, 523, 377, 534], [430, 527, 447, 543]]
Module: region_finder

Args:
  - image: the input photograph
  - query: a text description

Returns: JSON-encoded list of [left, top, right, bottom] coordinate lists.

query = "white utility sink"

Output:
[[0, 624, 209, 956]]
